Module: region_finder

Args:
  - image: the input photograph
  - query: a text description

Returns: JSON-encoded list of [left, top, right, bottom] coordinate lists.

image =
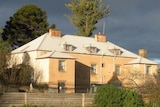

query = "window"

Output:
[[109, 48, 122, 56], [59, 60, 65, 71], [63, 44, 73, 51], [115, 65, 121, 75], [91, 83, 97, 93], [86, 46, 97, 53], [146, 66, 152, 75], [90, 47, 97, 53], [91, 64, 97, 74]]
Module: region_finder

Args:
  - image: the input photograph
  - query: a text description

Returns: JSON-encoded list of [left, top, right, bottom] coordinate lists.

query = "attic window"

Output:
[[86, 46, 97, 53], [109, 48, 122, 56], [63, 44, 73, 51]]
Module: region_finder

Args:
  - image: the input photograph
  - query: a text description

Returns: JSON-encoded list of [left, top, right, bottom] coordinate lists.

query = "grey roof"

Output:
[[12, 32, 157, 64], [12, 33, 138, 57]]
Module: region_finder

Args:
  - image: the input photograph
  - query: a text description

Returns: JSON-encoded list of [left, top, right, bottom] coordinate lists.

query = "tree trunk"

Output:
[[85, 16, 89, 36]]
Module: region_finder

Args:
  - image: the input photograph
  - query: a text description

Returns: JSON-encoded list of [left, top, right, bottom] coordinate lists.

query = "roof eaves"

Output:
[[125, 63, 158, 65], [36, 51, 76, 59], [12, 49, 37, 54], [125, 57, 158, 65], [36, 56, 76, 60]]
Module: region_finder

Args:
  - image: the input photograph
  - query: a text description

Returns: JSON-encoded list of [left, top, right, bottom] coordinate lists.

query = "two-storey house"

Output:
[[11, 29, 158, 93]]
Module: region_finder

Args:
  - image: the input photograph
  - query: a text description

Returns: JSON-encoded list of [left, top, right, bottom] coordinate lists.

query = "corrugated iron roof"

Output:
[[126, 57, 158, 65], [11, 33, 157, 64]]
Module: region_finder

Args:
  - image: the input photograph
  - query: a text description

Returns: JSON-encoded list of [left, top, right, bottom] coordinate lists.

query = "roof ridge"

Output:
[[64, 34, 94, 39], [37, 33, 48, 50]]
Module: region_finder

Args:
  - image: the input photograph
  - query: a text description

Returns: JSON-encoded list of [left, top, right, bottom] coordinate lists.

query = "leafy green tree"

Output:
[[94, 84, 124, 107], [0, 38, 11, 51], [65, 0, 110, 37], [49, 24, 56, 29], [123, 90, 144, 107], [0, 29, 11, 50], [0, 28, 3, 35], [2, 4, 49, 48], [94, 84, 144, 107]]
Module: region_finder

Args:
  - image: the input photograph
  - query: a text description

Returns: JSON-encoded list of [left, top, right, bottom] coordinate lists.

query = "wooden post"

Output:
[[24, 93, 27, 105], [82, 93, 85, 107]]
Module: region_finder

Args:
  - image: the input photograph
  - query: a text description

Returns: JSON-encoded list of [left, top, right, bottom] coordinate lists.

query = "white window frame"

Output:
[[63, 44, 73, 51], [91, 64, 97, 74], [58, 60, 65, 71]]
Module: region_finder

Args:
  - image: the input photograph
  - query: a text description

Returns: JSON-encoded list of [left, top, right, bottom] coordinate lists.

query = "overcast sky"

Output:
[[0, 0, 160, 63]]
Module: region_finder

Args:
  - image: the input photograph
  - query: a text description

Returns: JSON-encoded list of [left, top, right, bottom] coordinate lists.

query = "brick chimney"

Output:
[[49, 28, 61, 37], [95, 33, 107, 42], [138, 49, 147, 58]]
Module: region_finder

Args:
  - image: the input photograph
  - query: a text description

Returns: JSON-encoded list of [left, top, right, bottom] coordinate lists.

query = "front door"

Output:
[[58, 82, 65, 93]]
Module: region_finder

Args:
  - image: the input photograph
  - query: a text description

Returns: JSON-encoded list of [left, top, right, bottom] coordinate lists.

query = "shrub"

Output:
[[94, 84, 124, 107], [123, 90, 144, 107], [34, 83, 48, 90], [94, 84, 144, 107]]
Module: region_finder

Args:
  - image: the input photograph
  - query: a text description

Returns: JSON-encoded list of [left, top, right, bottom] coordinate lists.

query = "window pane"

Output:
[[86, 46, 97, 53], [91, 64, 97, 74], [59, 60, 65, 71], [90, 47, 97, 53], [64, 44, 73, 51]]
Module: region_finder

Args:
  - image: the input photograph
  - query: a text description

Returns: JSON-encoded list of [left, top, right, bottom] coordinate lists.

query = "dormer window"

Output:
[[61, 42, 76, 51], [63, 44, 73, 51], [109, 48, 122, 56], [86, 46, 97, 53]]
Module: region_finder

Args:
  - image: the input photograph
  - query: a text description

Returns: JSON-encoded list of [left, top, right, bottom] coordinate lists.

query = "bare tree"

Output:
[[120, 68, 145, 90], [143, 71, 160, 106], [0, 51, 11, 92], [120, 67, 160, 105]]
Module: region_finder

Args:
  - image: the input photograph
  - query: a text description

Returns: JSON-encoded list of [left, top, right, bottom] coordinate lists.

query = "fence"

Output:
[[0, 92, 95, 107]]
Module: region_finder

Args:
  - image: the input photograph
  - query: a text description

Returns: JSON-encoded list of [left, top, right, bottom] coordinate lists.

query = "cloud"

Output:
[[0, 0, 160, 63], [100, 0, 160, 61]]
